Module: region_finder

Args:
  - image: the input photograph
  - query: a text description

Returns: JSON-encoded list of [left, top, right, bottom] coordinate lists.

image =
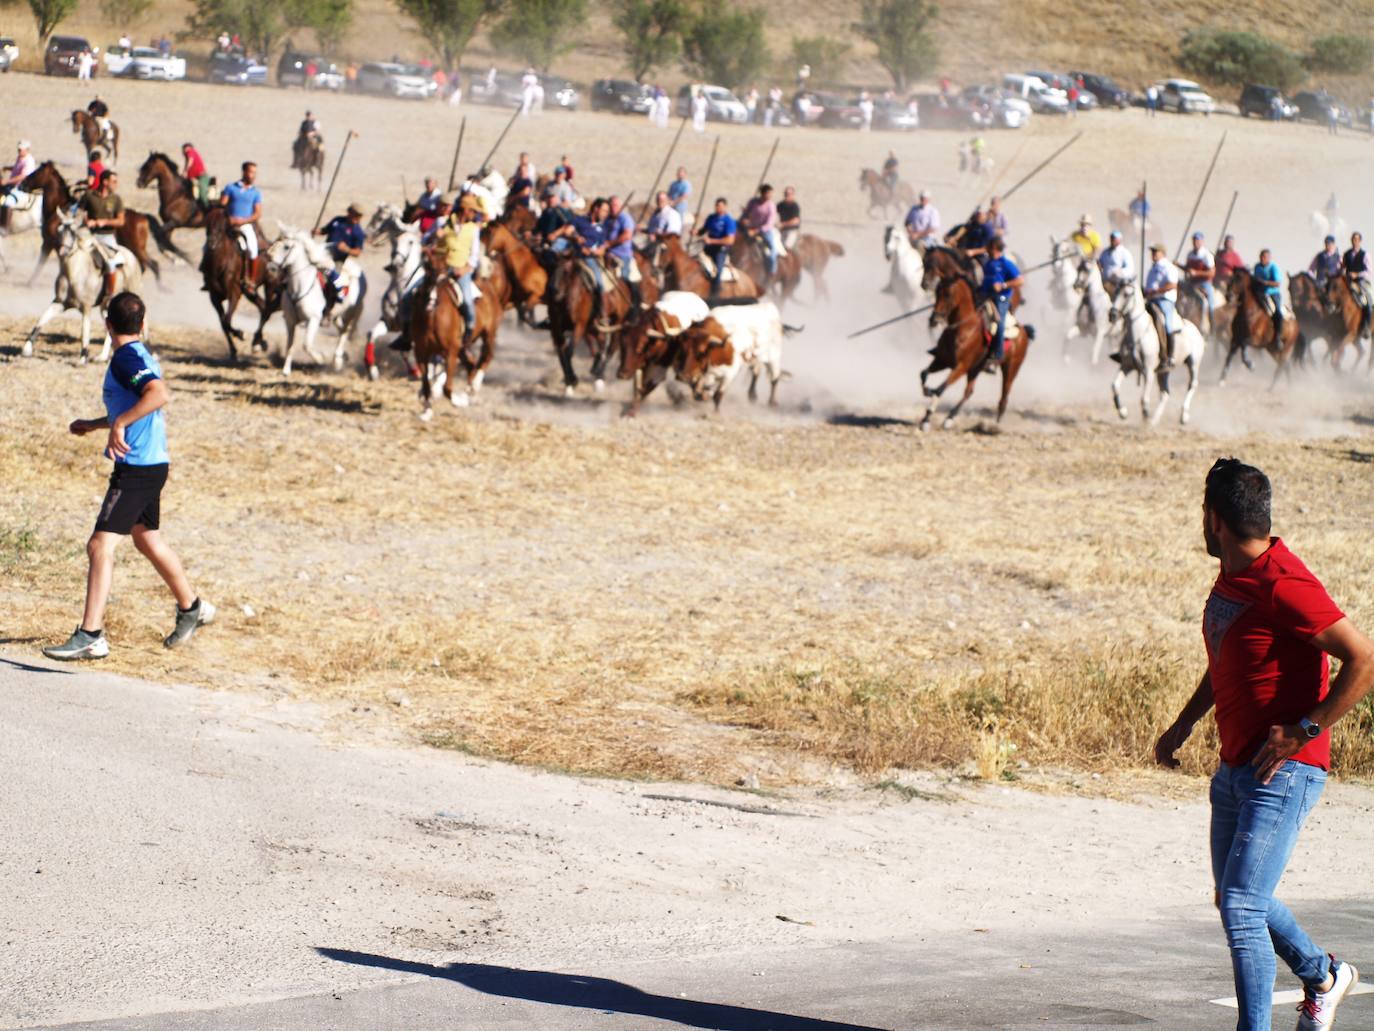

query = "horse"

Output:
[[17, 161, 177, 285], [1048, 238, 1077, 313], [23, 212, 144, 364], [481, 219, 548, 326], [1107, 207, 1154, 247], [1220, 269, 1306, 387], [546, 249, 660, 395], [792, 233, 843, 302], [136, 152, 206, 242], [1064, 256, 1115, 365], [201, 206, 276, 360], [919, 276, 1033, 431], [498, 202, 538, 239], [72, 110, 118, 164], [884, 225, 925, 312], [264, 224, 367, 377], [409, 254, 503, 419], [0, 187, 44, 272], [1288, 272, 1365, 371], [363, 204, 425, 379], [729, 230, 802, 308], [653, 234, 762, 300], [859, 169, 914, 219], [291, 133, 325, 191], [1105, 281, 1206, 425]]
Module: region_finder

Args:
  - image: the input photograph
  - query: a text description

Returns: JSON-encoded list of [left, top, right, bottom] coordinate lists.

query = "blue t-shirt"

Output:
[[981, 255, 1020, 296], [573, 216, 606, 251], [222, 180, 261, 221], [604, 210, 635, 261], [323, 216, 365, 261], [103, 341, 168, 466], [1254, 261, 1282, 298], [667, 179, 691, 210], [701, 212, 736, 244]]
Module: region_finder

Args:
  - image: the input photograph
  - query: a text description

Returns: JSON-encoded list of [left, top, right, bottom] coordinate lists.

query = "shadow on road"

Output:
[[316, 948, 887, 1031], [0, 654, 74, 675]]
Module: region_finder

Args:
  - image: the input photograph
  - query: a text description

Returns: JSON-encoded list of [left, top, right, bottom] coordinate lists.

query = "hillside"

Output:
[[6, 0, 1374, 100]]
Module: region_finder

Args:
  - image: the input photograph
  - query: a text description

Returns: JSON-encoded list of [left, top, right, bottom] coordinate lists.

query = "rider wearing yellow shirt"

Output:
[[1071, 214, 1102, 257]]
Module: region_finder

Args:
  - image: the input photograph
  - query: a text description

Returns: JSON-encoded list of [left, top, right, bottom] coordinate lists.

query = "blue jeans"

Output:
[[580, 257, 603, 293], [457, 271, 476, 328], [760, 228, 779, 276], [1210, 760, 1330, 1031], [705, 245, 728, 293], [989, 291, 1011, 358]]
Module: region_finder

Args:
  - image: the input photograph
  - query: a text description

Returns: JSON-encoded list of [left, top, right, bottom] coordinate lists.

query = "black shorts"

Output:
[[94, 462, 168, 535]]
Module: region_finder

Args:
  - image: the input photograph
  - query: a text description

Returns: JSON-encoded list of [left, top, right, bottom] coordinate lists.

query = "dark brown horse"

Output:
[[921, 244, 1022, 312], [201, 206, 275, 360], [1289, 272, 1365, 371], [72, 110, 118, 163], [481, 220, 547, 325], [136, 152, 206, 243], [1221, 268, 1306, 386], [546, 250, 661, 394], [291, 133, 325, 190], [411, 254, 503, 417], [793, 233, 844, 301], [859, 169, 914, 219], [18, 161, 175, 284], [730, 231, 802, 308], [653, 234, 762, 300], [498, 202, 538, 239], [919, 275, 1033, 431]]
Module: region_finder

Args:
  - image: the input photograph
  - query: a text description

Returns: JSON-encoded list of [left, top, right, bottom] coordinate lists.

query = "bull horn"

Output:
[[645, 329, 665, 339], [708, 336, 726, 347], [595, 321, 621, 333], [634, 367, 644, 397]]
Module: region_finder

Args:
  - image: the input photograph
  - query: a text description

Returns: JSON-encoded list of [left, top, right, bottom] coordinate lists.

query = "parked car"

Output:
[[466, 68, 523, 107], [789, 90, 827, 125], [357, 62, 436, 100], [1002, 73, 1069, 114], [45, 35, 96, 77], [961, 87, 1030, 129], [1156, 79, 1215, 114], [1291, 89, 1353, 127], [104, 45, 186, 80], [278, 51, 345, 90], [0, 37, 17, 73], [208, 51, 268, 86], [591, 78, 653, 114], [676, 84, 749, 123], [1068, 71, 1130, 108], [1239, 83, 1296, 119], [816, 93, 863, 129], [1026, 70, 1097, 109], [872, 98, 920, 131], [541, 73, 578, 110]]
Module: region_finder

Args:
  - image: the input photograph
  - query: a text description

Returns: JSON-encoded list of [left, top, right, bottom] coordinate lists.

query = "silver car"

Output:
[[358, 62, 437, 100]]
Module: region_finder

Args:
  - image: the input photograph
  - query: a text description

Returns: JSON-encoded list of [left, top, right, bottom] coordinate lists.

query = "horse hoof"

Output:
[[1116, 408, 1128, 420], [418, 408, 433, 422], [451, 392, 470, 408], [333, 356, 346, 372], [79, 353, 89, 366], [21, 341, 33, 357], [564, 385, 576, 398], [594, 379, 605, 394], [941, 418, 954, 431], [919, 420, 932, 433], [368, 365, 380, 381]]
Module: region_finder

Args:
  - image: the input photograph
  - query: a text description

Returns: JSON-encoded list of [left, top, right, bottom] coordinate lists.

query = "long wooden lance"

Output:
[[446, 116, 467, 191], [693, 134, 721, 230], [313, 130, 356, 231], [1217, 190, 1239, 243], [755, 135, 780, 192], [1174, 131, 1227, 261], [998, 131, 1083, 203], [642, 116, 689, 219]]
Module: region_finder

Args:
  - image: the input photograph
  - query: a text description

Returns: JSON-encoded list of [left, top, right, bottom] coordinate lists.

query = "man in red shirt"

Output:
[[181, 142, 209, 208], [1157, 458, 1374, 1031]]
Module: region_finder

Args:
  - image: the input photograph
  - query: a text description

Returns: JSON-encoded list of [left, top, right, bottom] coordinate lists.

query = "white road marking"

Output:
[[1209, 983, 1374, 1008]]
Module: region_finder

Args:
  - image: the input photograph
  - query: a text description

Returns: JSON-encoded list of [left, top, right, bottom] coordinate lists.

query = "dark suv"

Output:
[[1291, 89, 1353, 127], [45, 35, 95, 76], [1239, 83, 1295, 119], [1068, 71, 1130, 108], [591, 78, 652, 113]]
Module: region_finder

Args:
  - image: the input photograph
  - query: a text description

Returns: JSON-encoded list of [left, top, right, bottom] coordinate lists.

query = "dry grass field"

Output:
[[2, 72, 1373, 790]]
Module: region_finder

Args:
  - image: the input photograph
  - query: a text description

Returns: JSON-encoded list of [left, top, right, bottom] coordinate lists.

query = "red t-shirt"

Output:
[[184, 149, 206, 179], [1204, 538, 1344, 769]]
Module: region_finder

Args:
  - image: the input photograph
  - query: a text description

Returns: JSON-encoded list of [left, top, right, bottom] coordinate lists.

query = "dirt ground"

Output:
[[2, 73, 1373, 787]]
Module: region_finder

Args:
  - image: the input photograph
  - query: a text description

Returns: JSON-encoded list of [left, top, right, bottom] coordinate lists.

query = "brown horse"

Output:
[[136, 152, 206, 242], [793, 233, 844, 301], [410, 256, 503, 418], [653, 234, 762, 300], [1220, 268, 1305, 386], [919, 275, 1033, 431], [859, 169, 915, 219], [18, 161, 175, 285], [921, 244, 1022, 312], [546, 250, 660, 393], [498, 202, 538, 238], [72, 110, 118, 163], [481, 220, 547, 325], [291, 133, 325, 191], [730, 231, 802, 307], [201, 206, 276, 360]]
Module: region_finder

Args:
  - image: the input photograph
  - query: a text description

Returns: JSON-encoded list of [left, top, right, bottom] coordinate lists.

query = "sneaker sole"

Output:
[[42, 646, 108, 661]]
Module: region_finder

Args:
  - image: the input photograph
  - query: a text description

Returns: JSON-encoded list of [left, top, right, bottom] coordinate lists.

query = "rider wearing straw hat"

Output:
[[1070, 214, 1101, 257], [1143, 242, 1182, 370]]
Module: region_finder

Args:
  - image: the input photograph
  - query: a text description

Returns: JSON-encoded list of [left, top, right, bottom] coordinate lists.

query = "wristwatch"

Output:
[[1298, 718, 1322, 739]]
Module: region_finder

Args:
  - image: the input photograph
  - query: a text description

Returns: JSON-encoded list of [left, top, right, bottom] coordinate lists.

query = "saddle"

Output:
[[697, 253, 738, 282], [576, 257, 618, 292], [979, 300, 1020, 341]]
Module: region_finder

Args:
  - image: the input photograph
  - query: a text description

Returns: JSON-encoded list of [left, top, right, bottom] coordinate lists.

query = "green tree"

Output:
[[612, 0, 687, 82], [25, 0, 79, 48], [1306, 34, 1374, 76], [99, 0, 154, 26], [185, 0, 354, 59], [393, 0, 501, 70], [1179, 29, 1304, 91], [853, 0, 939, 93], [299, 0, 352, 53], [491, 0, 586, 72], [789, 34, 850, 88], [681, 7, 767, 90]]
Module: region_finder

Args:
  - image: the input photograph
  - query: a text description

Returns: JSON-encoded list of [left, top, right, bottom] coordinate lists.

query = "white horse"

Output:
[[1047, 237, 1077, 313], [0, 189, 44, 272], [265, 223, 367, 377], [24, 213, 143, 364], [883, 224, 924, 311], [364, 204, 425, 380], [1065, 256, 1115, 365], [1107, 281, 1206, 426]]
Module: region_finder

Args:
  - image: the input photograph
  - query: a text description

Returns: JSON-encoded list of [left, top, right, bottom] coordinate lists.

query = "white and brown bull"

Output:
[[616, 290, 711, 414], [685, 299, 788, 407]]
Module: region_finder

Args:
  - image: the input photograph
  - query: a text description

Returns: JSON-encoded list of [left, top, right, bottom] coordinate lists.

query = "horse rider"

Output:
[[1098, 229, 1135, 296], [431, 196, 482, 352], [86, 149, 106, 191], [667, 166, 691, 224], [87, 97, 113, 151], [696, 196, 737, 297], [513, 152, 536, 185], [506, 164, 534, 213], [903, 190, 940, 252], [1, 139, 37, 199], [603, 194, 643, 308], [461, 171, 497, 222], [1342, 231, 1373, 329], [881, 151, 900, 192], [416, 176, 443, 218], [550, 165, 577, 207], [220, 160, 263, 287], [181, 142, 210, 208], [777, 186, 801, 251], [572, 196, 611, 319], [1252, 247, 1287, 340], [78, 168, 126, 303], [316, 202, 367, 315], [1128, 188, 1151, 226], [1071, 214, 1102, 257], [947, 208, 992, 266], [969, 136, 986, 174], [742, 183, 782, 281], [985, 195, 1008, 239], [1309, 235, 1342, 291], [1183, 230, 1217, 332], [641, 190, 682, 266], [1214, 234, 1246, 290], [535, 186, 576, 259], [292, 110, 321, 169], [1143, 243, 1183, 369], [980, 236, 1022, 366]]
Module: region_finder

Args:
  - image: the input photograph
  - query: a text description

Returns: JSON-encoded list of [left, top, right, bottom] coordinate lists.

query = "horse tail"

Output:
[[1024, 325, 1037, 342], [145, 212, 190, 263]]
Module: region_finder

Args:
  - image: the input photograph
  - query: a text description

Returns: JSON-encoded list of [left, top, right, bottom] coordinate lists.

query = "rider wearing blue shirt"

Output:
[[667, 167, 691, 221], [696, 198, 737, 295], [317, 203, 368, 313], [1253, 248, 1286, 339], [979, 236, 1022, 362], [574, 198, 610, 315], [602, 196, 642, 307], [220, 161, 263, 283]]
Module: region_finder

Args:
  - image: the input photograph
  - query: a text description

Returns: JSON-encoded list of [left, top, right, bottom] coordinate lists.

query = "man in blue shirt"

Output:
[[602, 194, 642, 307], [220, 161, 263, 286], [44, 293, 214, 661], [1253, 247, 1286, 340], [695, 197, 736, 296], [316, 202, 368, 314], [667, 166, 691, 223], [1309, 235, 1341, 290], [573, 197, 610, 319], [979, 236, 1022, 362], [948, 208, 992, 265], [1143, 242, 1182, 368]]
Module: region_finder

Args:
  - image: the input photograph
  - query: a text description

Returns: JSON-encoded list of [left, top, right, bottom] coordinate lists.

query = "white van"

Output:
[[1002, 73, 1070, 114]]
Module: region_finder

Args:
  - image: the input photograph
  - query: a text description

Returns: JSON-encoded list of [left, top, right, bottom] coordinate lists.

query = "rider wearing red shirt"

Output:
[[1214, 234, 1246, 285], [181, 142, 209, 207]]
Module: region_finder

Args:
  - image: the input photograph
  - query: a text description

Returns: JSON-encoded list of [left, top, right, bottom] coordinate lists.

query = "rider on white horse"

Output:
[[1143, 242, 1182, 370], [316, 202, 367, 315], [1, 139, 37, 202], [1184, 231, 1217, 311], [903, 190, 940, 253], [1098, 229, 1135, 296], [1071, 213, 1102, 257]]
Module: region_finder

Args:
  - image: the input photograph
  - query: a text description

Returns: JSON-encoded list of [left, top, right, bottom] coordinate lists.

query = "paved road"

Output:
[[3, 655, 1370, 1030]]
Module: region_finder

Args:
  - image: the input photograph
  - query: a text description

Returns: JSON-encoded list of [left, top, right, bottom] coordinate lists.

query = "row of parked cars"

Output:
[[1238, 82, 1355, 126]]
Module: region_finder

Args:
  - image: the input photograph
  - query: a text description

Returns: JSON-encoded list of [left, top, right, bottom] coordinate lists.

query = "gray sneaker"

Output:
[[163, 599, 216, 649], [43, 627, 110, 661]]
